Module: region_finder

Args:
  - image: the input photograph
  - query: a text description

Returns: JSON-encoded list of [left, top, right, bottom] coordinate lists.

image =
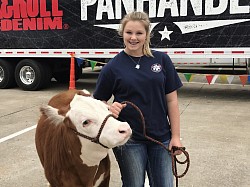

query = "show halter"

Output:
[[69, 114, 114, 149]]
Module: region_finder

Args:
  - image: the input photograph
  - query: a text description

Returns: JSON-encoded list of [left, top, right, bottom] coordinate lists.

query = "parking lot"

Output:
[[0, 71, 250, 187]]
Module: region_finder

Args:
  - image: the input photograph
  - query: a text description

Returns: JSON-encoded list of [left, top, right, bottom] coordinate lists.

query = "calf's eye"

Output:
[[82, 120, 91, 127]]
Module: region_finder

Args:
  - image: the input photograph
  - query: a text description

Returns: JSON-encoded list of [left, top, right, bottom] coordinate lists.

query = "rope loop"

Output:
[[171, 146, 190, 178]]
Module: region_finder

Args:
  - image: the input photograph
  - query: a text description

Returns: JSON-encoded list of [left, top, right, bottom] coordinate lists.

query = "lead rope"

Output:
[[170, 146, 190, 187], [121, 101, 190, 187]]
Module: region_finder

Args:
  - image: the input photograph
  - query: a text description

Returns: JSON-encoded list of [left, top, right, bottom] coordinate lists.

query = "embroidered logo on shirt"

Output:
[[151, 63, 162, 73]]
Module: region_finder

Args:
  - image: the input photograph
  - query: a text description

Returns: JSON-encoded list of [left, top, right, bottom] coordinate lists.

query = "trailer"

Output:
[[0, 0, 250, 91]]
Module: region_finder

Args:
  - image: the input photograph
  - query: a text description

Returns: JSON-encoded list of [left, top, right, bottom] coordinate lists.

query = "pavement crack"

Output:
[[180, 100, 191, 116], [180, 83, 205, 116], [0, 105, 40, 118]]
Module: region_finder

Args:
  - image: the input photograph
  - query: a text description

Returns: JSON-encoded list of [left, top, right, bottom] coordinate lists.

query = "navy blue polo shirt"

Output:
[[94, 50, 182, 142]]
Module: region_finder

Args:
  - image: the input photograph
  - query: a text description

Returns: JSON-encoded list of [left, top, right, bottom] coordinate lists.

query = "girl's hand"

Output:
[[169, 137, 183, 155], [108, 102, 126, 118]]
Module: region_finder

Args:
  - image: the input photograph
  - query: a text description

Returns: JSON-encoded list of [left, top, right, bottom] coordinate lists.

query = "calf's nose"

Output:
[[118, 123, 132, 135]]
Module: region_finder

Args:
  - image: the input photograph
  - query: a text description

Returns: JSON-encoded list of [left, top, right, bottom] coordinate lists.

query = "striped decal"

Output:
[[0, 49, 249, 57]]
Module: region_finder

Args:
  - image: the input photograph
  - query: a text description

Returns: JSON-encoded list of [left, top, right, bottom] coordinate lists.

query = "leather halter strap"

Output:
[[69, 113, 114, 148]]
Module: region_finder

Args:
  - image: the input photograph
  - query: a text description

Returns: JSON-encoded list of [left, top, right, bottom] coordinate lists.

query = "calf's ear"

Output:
[[40, 105, 57, 117], [77, 89, 91, 97], [40, 105, 64, 124]]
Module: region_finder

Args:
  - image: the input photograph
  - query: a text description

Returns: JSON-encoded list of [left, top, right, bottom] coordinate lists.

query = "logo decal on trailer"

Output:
[[81, 0, 250, 41]]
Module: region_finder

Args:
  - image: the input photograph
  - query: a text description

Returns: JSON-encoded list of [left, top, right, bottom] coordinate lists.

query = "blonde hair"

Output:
[[118, 11, 153, 57]]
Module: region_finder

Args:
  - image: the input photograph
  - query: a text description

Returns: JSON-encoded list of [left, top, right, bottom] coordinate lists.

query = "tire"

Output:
[[41, 62, 52, 89], [15, 59, 52, 91], [53, 71, 70, 83], [53, 61, 82, 83], [247, 58, 250, 75], [0, 59, 16, 89]]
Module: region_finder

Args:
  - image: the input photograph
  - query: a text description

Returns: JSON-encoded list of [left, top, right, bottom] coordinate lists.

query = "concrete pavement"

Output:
[[0, 73, 250, 187]]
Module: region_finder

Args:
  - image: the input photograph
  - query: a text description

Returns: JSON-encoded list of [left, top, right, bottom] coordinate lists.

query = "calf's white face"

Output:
[[67, 95, 132, 148]]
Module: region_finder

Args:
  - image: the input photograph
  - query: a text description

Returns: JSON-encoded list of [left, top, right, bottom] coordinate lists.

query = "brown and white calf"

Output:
[[35, 89, 132, 187]]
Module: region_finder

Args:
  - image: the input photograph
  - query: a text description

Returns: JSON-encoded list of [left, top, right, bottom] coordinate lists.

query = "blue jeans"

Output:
[[113, 138, 173, 187]]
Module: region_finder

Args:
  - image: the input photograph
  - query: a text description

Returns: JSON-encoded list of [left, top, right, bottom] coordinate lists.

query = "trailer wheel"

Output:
[[0, 59, 16, 89], [247, 58, 250, 75], [53, 62, 82, 83], [15, 59, 52, 91], [53, 71, 70, 83]]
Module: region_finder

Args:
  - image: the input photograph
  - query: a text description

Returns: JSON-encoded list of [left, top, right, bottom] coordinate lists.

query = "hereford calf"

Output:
[[35, 89, 132, 187]]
